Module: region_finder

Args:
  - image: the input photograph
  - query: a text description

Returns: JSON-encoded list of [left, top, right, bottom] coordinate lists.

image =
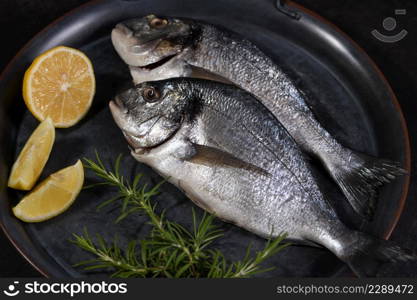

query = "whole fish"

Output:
[[109, 78, 414, 277], [111, 15, 406, 219]]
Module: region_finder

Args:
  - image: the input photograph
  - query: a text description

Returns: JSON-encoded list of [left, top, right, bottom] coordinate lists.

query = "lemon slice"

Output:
[[23, 46, 95, 128], [8, 118, 55, 190], [12, 160, 84, 222]]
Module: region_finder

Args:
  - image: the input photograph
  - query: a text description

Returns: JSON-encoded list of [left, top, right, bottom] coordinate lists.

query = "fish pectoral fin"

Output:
[[189, 65, 234, 85], [186, 143, 270, 176]]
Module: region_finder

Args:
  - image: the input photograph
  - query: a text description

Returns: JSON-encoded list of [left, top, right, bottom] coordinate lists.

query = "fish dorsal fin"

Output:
[[187, 143, 270, 177]]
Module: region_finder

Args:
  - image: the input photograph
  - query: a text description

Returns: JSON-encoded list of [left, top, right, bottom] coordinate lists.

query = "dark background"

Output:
[[0, 0, 416, 277]]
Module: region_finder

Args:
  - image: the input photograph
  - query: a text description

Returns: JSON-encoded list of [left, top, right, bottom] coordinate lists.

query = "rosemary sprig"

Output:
[[71, 152, 289, 278]]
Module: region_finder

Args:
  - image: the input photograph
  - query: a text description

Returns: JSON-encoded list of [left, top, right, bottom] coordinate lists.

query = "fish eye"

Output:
[[142, 87, 161, 103], [149, 18, 168, 29]]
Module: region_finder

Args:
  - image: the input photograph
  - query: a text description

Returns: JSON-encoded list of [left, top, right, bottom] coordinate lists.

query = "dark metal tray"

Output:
[[0, 0, 410, 277]]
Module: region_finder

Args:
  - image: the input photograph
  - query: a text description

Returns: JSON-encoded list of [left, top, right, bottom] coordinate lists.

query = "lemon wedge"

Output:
[[23, 46, 95, 128], [8, 118, 55, 190], [12, 160, 84, 222]]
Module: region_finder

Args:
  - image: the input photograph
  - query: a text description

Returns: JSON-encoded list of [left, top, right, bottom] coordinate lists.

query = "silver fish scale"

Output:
[[197, 84, 321, 200], [187, 24, 344, 158], [144, 80, 342, 243]]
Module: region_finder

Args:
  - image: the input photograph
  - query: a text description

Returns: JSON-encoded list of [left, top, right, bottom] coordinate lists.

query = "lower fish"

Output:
[[109, 78, 415, 277]]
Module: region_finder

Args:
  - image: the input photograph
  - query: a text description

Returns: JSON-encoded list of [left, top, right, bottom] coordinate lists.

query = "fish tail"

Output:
[[343, 232, 417, 277], [329, 149, 406, 219]]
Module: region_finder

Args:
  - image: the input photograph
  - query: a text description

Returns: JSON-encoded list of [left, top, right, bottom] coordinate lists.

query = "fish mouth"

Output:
[[109, 98, 127, 118], [122, 132, 160, 155], [135, 53, 178, 71], [125, 114, 182, 157], [112, 23, 184, 70], [112, 24, 167, 65], [113, 23, 133, 38], [114, 23, 165, 46], [110, 100, 161, 138], [130, 115, 162, 139], [123, 122, 180, 156], [109, 100, 167, 154], [113, 96, 128, 113]]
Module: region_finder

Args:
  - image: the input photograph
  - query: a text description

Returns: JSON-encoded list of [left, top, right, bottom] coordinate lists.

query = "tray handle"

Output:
[[276, 0, 301, 20]]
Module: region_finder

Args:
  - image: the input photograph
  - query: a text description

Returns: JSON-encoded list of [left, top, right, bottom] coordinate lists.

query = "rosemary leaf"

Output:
[[71, 152, 289, 278]]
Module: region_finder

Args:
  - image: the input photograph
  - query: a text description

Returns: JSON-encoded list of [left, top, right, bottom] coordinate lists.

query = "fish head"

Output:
[[112, 14, 192, 68], [109, 80, 192, 153]]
